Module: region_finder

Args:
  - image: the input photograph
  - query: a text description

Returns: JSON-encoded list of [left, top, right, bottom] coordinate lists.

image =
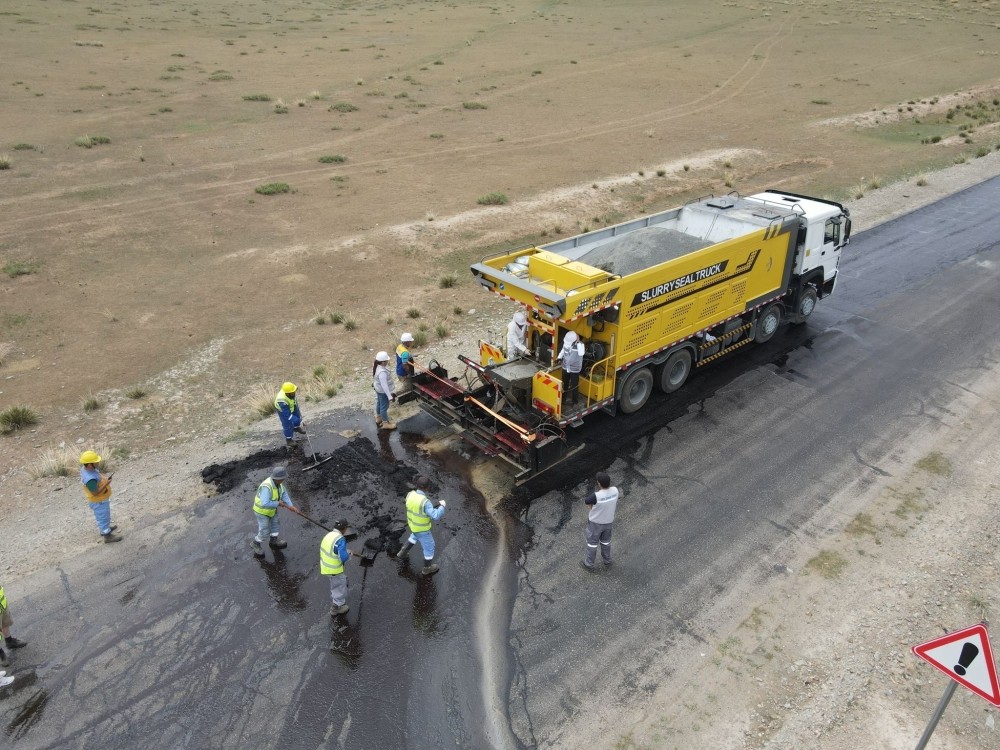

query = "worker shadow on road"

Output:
[[396, 563, 441, 635], [254, 549, 309, 613]]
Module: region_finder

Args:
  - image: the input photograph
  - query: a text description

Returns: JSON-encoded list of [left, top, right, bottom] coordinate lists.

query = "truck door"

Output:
[[819, 216, 844, 282]]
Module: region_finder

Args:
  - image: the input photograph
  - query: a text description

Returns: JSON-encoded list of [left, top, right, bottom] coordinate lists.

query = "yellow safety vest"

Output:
[[81, 468, 112, 503], [274, 391, 296, 414], [253, 478, 280, 518], [319, 530, 345, 575], [0, 585, 7, 615], [405, 490, 432, 533]]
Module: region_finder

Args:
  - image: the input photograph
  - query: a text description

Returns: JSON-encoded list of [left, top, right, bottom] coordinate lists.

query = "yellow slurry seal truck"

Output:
[[414, 190, 851, 481]]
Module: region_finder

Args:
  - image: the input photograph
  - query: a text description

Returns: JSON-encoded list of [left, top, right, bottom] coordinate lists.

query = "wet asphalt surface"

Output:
[[3, 176, 1000, 748]]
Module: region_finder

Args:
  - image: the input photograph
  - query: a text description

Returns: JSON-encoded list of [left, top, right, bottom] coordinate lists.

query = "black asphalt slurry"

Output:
[[2, 423, 514, 750]]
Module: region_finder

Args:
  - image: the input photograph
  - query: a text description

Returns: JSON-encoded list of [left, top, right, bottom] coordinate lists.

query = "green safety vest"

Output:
[[253, 478, 280, 518], [274, 391, 296, 414], [0, 585, 6, 616], [319, 530, 345, 576], [405, 490, 432, 533]]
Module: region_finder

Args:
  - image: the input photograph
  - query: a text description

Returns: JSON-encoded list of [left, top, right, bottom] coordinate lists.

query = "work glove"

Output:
[[439, 500, 447, 508]]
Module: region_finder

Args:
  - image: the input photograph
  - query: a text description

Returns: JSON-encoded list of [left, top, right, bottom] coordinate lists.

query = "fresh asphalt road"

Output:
[[506, 176, 1000, 746], [2, 177, 999, 749]]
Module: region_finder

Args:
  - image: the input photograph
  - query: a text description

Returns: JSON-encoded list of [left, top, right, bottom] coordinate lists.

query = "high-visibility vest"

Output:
[[81, 467, 112, 503], [254, 478, 280, 517], [0, 585, 7, 616], [319, 530, 345, 575], [274, 391, 296, 415], [395, 344, 412, 377], [405, 490, 432, 533]]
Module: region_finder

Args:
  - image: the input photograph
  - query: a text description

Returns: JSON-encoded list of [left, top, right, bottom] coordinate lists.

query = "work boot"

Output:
[[330, 603, 350, 617], [269, 537, 288, 549], [294, 426, 306, 434], [381, 421, 397, 431], [421, 559, 440, 576], [0, 649, 8, 667], [374, 416, 383, 428], [4, 637, 26, 650], [579, 560, 596, 573], [251, 539, 264, 557], [395, 542, 413, 560], [103, 532, 123, 543]]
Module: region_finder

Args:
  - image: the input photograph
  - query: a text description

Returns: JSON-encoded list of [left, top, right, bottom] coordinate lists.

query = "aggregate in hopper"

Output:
[[413, 190, 851, 482]]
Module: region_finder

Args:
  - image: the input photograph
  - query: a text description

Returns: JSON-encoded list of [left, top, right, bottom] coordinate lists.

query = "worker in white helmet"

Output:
[[396, 332, 416, 395], [556, 330, 586, 408], [373, 351, 397, 430], [506, 310, 531, 359]]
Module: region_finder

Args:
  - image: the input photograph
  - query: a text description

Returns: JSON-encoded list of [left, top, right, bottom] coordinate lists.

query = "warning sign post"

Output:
[[911, 623, 1000, 750]]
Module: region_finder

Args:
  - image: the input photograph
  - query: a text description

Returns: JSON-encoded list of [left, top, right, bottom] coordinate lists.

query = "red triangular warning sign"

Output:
[[912, 624, 1000, 706]]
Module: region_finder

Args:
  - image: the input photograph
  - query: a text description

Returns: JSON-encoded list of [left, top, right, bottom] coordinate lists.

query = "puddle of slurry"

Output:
[[4, 681, 48, 742]]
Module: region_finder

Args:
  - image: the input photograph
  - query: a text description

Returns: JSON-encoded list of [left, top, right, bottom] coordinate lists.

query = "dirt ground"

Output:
[[2, 1, 1000, 747]]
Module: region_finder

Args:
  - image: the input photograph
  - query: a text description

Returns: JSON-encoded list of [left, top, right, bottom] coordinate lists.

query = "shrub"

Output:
[[0, 404, 39, 434], [435, 323, 449, 339], [683, 164, 690, 171], [453, 306, 464, 316], [656, 169, 666, 177], [329, 311, 344, 324], [12, 143, 36, 151], [91, 136, 111, 144], [930, 135, 941, 144], [208, 71, 233, 81], [916, 177, 928, 187], [315, 314, 327, 325], [412, 331, 428, 347], [245, 384, 277, 420], [82, 396, 101, 412], [0, 154, 10, 170], [343, 316, 358, 331], [430, 133, 444, 139], [273, 100, 289, 114], [318, 154, 346, 163], [406, 308, 421, 319], [439, 273, 458, 289], [477, 192, 507, 206], [462, 101, 488, 110], [312, 365, 328, 378], [310, 90, 322, 100], [330, 102, 358, 113], [125, 387, 147, 399], [255, 182, 290, 195], [242, 93, 272, 101], [75, 136, 94, 148], [3, 260, 40, 278], [976, 146, 990, 158]]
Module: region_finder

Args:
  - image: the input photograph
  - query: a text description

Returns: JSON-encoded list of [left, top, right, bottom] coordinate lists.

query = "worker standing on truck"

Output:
[[373, 351, 397, 430], [396, 333, 416, 395], [320, 520, 356, 617], [556, 331, 585, 408], [581, 471, 619, 572], [0, 584, 27, 668], [79, 450, 123, 544], [251, 466, 299, 557], [506, 311, 531, 358], [274, 382, 306, 449], [396, 476, 446, 576]]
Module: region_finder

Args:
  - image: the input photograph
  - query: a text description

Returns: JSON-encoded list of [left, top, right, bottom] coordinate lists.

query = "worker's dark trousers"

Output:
[[563, 370, 580, 405], [584, 521, 613, 566]]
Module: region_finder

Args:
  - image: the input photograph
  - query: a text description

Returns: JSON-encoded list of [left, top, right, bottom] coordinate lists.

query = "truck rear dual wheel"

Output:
[[618, 366, 653, 414], [754, 304, 782, 344], [655, 349, 692, 393], [790, 286, 818, 325]]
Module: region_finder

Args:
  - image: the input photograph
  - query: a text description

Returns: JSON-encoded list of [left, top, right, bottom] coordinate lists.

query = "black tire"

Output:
[[754, 304, 781, 344], [618, 366, 653, 414], [791, 286, 818, 324], [655, 349, 692, 393]]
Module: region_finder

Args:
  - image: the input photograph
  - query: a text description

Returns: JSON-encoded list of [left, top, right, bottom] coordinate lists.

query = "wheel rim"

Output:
[[630, 378, 649, 404], [669, 359, 688, 386], [800, 295, 815, 317], [762, 313, 778, 336]]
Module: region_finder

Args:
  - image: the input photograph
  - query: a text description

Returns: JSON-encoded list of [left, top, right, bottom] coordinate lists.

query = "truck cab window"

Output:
[[824, 218, 841, 245]]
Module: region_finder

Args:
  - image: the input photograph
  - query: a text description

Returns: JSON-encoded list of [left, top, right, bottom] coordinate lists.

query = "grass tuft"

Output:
[[342, 316, 358, 331], [318, 154, 346, 163], [1, 404, 39, 434], [0, 154, 10, 170], [412, 331, 428, 347], [82, 396, 101, 412], [406, 308, 421, 319], [477, 192, 507, 206], [255, 182, 290, 195], [329, 311, 344, 324], [3, 260, 41, 278], [439, 273, 459, 289], [125, 387, 148, 399], [245, 384, 277, 420], [329, 102, 358, 113], [453, 306, 464, 316], [13, 143, 36, 151], [242, 93, 271, 101], [435, 323, 449, 339], [462, 101, 488, 110]]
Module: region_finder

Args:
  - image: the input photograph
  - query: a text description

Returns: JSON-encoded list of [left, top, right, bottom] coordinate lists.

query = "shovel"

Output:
[[302, 430, 335, 472], [284, 506, 358, 539]]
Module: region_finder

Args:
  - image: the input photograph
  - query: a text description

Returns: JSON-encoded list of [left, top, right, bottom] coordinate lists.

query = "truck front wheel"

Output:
[[754, 304, 781, 344], [655, 349, 692, 393], [618, 367, 653, 414], [790, 286, 818, 325]]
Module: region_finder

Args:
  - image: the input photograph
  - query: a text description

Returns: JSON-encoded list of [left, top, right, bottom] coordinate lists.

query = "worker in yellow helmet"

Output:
[[0, 584, 27, 669], [79, 450, 122, 543], [274, 382, 306, 449]]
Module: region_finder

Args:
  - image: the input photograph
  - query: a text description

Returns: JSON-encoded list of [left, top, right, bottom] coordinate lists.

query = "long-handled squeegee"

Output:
[[302, 431, 335, 471]]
